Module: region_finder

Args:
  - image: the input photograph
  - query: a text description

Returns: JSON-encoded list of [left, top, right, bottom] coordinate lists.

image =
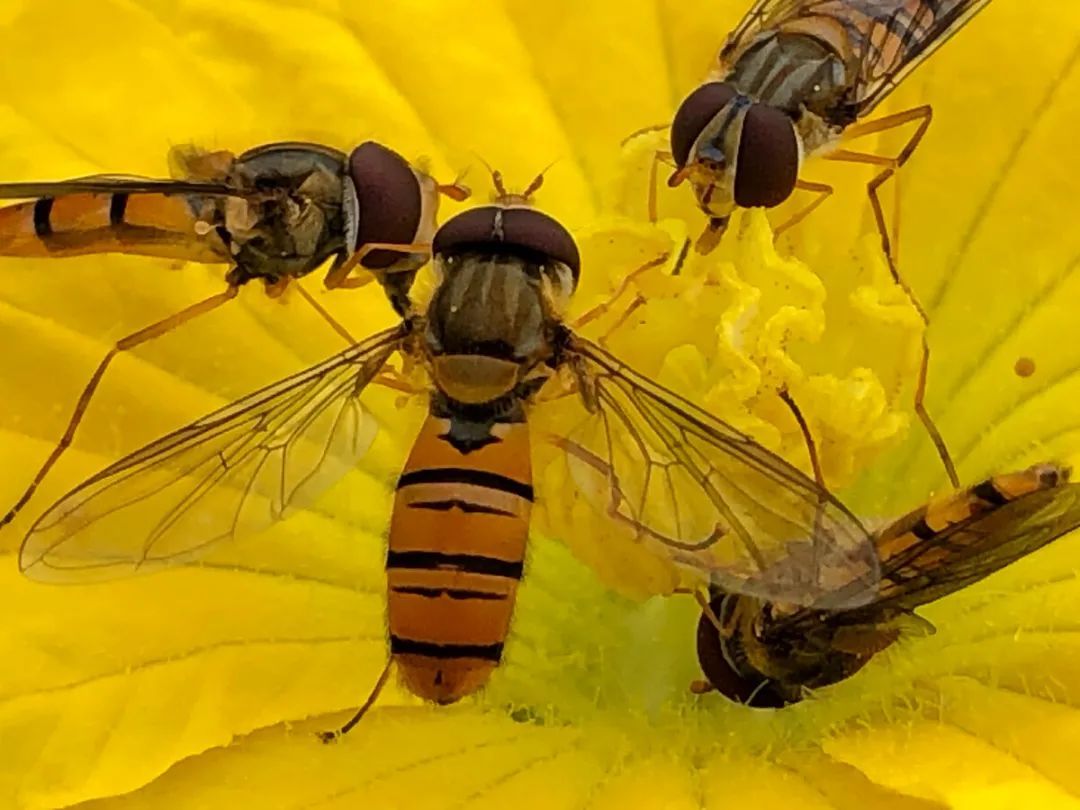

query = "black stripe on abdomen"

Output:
[[397, 467, 534, 502], [972, 479, 1010, 507], [910, 518, 937, 541], [390, 585, 508, 601], [390, 636, 504, 662], [109, 192, 129, 226], [407, 498, 516, 516], [386, 550, 524, 580], [33, 198, 54, 237]]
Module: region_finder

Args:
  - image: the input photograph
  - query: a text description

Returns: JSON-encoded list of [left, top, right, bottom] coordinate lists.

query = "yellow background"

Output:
[[0, 0, 1078, 808]]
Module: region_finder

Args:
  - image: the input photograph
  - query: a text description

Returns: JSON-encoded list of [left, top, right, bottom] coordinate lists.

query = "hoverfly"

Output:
[[665, 0, 991, 255], [0, 141, 469, 528], [694, 462, 1080, 707], [18, 169, 882, 740], [652, 0, 994, 489]]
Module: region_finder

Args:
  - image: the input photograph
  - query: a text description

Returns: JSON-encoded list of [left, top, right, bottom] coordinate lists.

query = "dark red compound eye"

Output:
[[732, 103, 799, 208], [433, 205, 580, 281], [695, 595, 788, 709], [670, 82, 739, 168], [347, 141, 423, 269]]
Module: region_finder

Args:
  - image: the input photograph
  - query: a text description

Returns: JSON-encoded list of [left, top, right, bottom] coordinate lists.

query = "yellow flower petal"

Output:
[[3, 0, 1080, 808]]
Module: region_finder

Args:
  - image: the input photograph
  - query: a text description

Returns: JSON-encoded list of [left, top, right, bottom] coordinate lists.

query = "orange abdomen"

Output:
[[387, 413, 533, 704], [0, 192, 224, 262], [876, 463, 1069, 575]]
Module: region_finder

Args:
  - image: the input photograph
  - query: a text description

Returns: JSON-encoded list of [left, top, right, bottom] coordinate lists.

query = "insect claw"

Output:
[[690, 679, 716, 695]]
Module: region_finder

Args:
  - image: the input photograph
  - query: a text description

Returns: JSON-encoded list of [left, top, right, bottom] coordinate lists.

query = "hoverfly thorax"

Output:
[[671, 81, 802, 220], [725, 31, 849, 123], [425, 195, 580, 406], [220, 142, 351, 285]]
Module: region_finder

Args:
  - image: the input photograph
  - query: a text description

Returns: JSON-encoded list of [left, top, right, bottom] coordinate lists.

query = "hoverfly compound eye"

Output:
[[733, 104, 799, 209], [695, 597, 787, 709], [670, 82, 739, 168], [433, 206, 581, 282], [346, 141, 423, 269]]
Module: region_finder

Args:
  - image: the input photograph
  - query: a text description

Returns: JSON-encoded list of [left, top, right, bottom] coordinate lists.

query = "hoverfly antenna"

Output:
[[522, 160, 559, 200], [470, 153, 508, 200], [620, 122, 671, 148], [470, 154, 560, 206]]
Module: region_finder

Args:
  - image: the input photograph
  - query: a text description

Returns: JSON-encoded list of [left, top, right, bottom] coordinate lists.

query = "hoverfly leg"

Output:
[[777, 389, 826, 490], [0, 285, 241, 529], [571, 252, 670, 331], [596, 296, 646, 347], [743, 678, 778, 707], [777, 388, 829, 580], [773, 179, 834, 238], [262, 276, 290, 299], [292, 283, 357, 345], [323, 272, 377, 292], [824, 106, 958, 488], [620, 122, 670, 148], [291, 284, 416, 396], [371, 371, 420, 396], [693, 587, 727, 635], [647, 149, 676, 223], [689, 588, 732, 695], [323, 241, 433, 290], [825, 104, 934, 281], [689, 679, 716, 695], [316, 658, 394, 743], [913, 332, 958, 487], [326, 276, 378, 291], [694, 216, 728, 254]]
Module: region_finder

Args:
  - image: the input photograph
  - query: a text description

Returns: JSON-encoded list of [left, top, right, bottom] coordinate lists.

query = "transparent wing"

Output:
[[774, 482, 1080, 632], [720, 0, 806, 64], [0, 175, 241, 199], [553, 335, 878, 608], [20, 326, 405, 582], [871, 482, 1080, 612], [720, 1, 991, 117], [842, 0, 992, 116]]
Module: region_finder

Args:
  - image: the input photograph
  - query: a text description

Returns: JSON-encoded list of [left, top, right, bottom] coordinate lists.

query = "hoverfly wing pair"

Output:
[[20, 326, 402, 581], [20, 325, 878, 610], [0, 172, 238, 263], [777, 464, 1080, 629], [718, 0, 992, 119], [556, 337, 877, 607], [0, 176, 234, 197]]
